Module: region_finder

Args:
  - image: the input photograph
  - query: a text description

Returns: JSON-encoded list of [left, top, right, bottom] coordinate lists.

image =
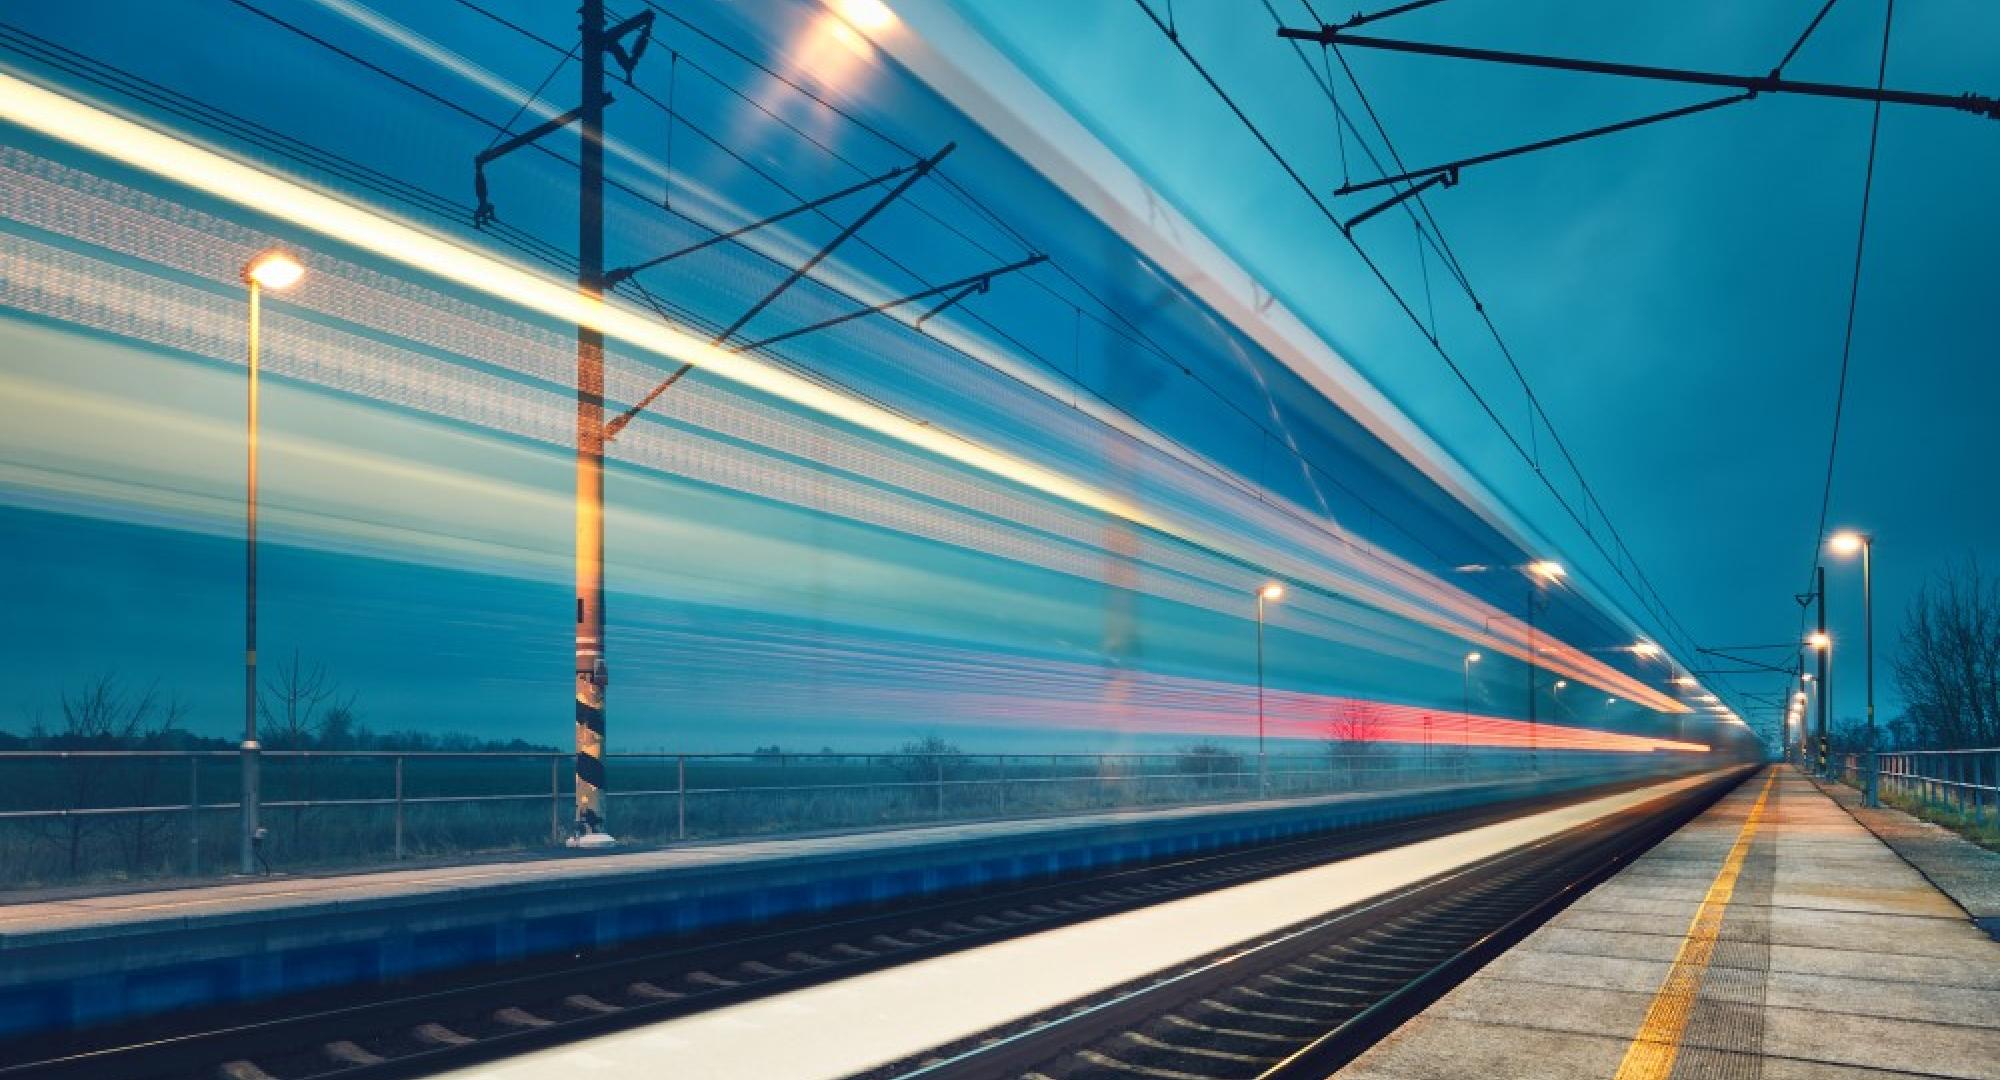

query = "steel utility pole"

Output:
[[573, 0, 612, 845], [1859, 539, 1877, 804], [470, 10, 1025, 847], [1816, 565, 1830, 777], [471, 1, 652, 846]]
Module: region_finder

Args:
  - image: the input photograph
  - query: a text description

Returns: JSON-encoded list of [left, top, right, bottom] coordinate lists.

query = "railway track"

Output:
[[882, 769, 1743, 1080], [0, 773, 1727, 1080]]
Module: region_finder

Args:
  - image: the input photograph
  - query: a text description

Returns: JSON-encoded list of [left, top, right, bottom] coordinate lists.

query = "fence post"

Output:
[[188, 756, 201, 878], [393, 756, 405, 861], [676, 755, 687, 841], [934, 754, 945, 819], [1980, 753, 1990, 826], [550, 755, 561, 843], [997, 755, 1007, 815], [240, 740, 261, 876]]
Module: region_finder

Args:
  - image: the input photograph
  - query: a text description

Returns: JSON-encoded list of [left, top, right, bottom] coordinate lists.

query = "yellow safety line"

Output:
[[1613, 768, 1777, 1080]]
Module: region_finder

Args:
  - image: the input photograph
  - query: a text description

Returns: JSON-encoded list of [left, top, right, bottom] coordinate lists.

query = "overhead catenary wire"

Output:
[[217, 0, 1475, 592], [1288, 0, 1881, 738], [1315, 31, 1729, 679], [482, 1, 1479, 570], [1796, 0, 1895, 741], [1142, 0, 1724, 704]]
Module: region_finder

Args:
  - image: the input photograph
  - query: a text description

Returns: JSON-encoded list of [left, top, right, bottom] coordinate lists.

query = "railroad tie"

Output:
[[1073, 1048, 1216, 1079], [411, 1022, 475, 1047], [1122, 1030, 1277, 1064], [493, 1007, 554, 1029], [1161, 1013, 1296, 1043], [215, 1061, 278, 1080], [322, 1040, 385, 1066]]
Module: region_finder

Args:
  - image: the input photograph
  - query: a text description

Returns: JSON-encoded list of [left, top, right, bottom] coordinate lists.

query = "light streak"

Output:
[[0, 70, 1148, 528], [618, 622, 1708, 753], [0, 85, 1692, 713]]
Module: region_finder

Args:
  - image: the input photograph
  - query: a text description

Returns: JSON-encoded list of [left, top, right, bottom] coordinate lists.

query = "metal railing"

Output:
[[1838, 748, 1999, 825], [0, 746, 1684, 888]]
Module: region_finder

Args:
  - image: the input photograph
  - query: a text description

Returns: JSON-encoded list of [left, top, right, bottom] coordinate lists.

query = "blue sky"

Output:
[[952, 0, 2000, 738]]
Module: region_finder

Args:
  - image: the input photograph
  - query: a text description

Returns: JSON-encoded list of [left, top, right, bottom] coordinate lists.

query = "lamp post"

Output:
[[1461, 651, 1480, 780], [1830, 531, 1876, 804], [1807, 629, 1832, 778], [1800, 673, 1815, 769], [1525, 561, 1563, 777], [1256, 582, 1284, 796], [240, 250, 304, 875]]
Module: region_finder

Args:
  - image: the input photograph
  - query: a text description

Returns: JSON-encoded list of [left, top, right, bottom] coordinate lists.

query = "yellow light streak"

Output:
[[0, 71, 1150, 533]]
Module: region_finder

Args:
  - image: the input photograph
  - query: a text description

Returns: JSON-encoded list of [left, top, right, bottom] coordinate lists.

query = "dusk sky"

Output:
[[956, 0, 2000, 735], [3, 0, 1984, 757]]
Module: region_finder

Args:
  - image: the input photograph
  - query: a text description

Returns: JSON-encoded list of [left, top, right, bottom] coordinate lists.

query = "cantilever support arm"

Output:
[[1275, 26, 2000, 119], [606, 163, 913, 286], [732, 254, 1046, 353], [602, 143, 982, 441], [1343, 168, 1453, 233], [603, 252, 1042, 441], [710, 142, 955, 352], [1335, 91, 1751, 198]]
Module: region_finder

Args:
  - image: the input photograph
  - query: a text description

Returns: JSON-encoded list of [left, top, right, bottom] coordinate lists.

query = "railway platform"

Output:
[[0, 765, 1664, 1039], [1334, 766, 2000, 1080]]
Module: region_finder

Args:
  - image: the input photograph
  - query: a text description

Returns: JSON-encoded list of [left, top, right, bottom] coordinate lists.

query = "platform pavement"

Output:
[[1332, 765, 2000, 1080]]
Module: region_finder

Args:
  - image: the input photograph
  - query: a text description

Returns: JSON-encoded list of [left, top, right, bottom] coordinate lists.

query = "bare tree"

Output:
[[1325, 703, 1385, 788], [1892, 558, 2000, 749], [30, 677, 185, 877], [259, 651, 356, 838]]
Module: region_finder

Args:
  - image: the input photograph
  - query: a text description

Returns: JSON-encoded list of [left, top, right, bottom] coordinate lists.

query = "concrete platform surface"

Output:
[[1815, 776, 2000, 939], [1334, 766, 2000, 1080]]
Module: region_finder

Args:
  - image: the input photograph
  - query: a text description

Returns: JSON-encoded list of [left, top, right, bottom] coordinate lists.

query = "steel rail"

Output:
[[889, 767, 1749, 1080]]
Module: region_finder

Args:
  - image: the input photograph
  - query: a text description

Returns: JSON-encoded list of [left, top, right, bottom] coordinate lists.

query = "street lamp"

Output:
[[240, 249, 303, 875], [1256, 583, 1284, 796], [1454, 559, 1562, 777], [1829, 530, 1877, 803], [1525, 564, 1562, 777], [1462, 651, 1481, 780]]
